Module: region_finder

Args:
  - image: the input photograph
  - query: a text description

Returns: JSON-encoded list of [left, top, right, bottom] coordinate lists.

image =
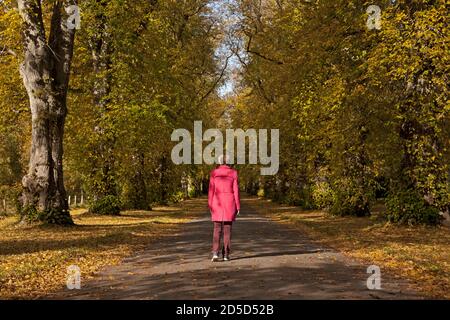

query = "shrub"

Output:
[[385, 189, 442, 225], [188, 185, 200, 198], [331, 178, 371, 217], [90, 195, 121, 215], [312, 179, 372, 216], [257, 188, 265, 197], [20, 205, 74, 225], [170, 191, 185, 203], [283, 187, 315, 209], [38, 209, 74, 225], [121, 185, 151, 210], [311, 181, 334, 209], [329, 189, 370, 217], [283, 190, 303, 206]]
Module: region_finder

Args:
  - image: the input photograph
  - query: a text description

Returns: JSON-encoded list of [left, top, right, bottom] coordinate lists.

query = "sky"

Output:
[[207, 0, 245, 98]]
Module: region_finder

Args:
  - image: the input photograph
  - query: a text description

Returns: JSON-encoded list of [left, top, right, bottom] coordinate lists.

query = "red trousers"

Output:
[[212, 221, 233, 255]]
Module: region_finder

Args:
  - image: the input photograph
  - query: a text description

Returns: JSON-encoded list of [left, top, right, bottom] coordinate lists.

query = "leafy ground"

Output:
[[255, 198, 450, 299], [0, 198, 205, 299], [52, 195, 420, 300], [1, 195, 448, 299]]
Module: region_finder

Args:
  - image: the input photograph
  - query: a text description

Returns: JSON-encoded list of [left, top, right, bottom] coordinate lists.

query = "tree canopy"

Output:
[[0, 0, 448, 225]]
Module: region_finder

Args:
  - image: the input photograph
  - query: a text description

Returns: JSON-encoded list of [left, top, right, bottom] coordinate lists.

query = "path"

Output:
[[55, 196, 420, 299]]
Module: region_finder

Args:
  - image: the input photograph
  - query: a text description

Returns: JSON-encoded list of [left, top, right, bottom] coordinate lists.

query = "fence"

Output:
[[68, 194, 86, 208], [0, 194, 87, 215], [0, 198, 15, 216]]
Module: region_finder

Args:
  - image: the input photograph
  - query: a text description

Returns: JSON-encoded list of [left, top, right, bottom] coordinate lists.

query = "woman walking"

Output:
[[208, 155, 240, 262]]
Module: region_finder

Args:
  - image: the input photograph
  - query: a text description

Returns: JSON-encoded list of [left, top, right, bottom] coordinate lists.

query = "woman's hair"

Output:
[[217, 154, 230, 165]]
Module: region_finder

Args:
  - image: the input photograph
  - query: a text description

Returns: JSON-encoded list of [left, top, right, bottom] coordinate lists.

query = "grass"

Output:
[[0, 197, 206, 299], [255, 198, 450, 299]]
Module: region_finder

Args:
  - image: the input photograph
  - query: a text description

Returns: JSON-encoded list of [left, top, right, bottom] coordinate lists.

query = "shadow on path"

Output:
[[52, 195, 421, 300]]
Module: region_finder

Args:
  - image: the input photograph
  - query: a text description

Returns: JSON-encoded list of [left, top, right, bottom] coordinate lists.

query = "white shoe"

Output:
[[223, 255, 230, 261], [211, 253, 219, 262]]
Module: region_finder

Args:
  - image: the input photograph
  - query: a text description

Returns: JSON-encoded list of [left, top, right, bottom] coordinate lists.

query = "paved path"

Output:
[[56, 196, 420, 299]]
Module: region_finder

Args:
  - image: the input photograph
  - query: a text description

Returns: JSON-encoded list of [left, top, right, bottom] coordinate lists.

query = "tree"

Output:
[[17, 0, 77, 224], [64, 0, 221, 211], [231, 0, 449, 224]]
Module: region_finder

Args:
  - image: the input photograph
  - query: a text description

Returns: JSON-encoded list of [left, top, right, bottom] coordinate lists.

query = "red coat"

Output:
[[208, 165, 241, 222]]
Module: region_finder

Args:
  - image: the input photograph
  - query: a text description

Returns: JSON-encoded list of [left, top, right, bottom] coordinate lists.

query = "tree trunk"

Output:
[[87, 3, 117, 201], [129, 152, 150, 210], [159, 156, 168, 204], [18, 0, 76, 224]]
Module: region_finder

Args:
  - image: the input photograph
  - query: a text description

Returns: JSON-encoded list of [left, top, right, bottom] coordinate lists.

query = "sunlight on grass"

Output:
[[257, 198, 450, 299], [0, 198, 206, 299]]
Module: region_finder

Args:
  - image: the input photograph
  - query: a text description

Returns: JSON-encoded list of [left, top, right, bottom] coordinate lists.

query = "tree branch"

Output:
[[199, 54, 233, 103], [48, 0, 77, 95], [133, 0, 159, 40], [246, 33, 284, 65], [232, 47, 275, 104]]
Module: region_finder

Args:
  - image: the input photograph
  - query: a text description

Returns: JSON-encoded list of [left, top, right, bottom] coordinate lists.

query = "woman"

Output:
[[208, 155, 240, 262]]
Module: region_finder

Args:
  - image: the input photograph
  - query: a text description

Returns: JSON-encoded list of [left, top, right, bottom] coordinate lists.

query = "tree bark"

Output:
[[87, 2, 117, 201], [159, 156, 168, 204], [18, 0, 76, 224]]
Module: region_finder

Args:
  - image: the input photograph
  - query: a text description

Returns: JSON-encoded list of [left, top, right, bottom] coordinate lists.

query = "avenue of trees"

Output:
[[231, 0, 449, 224], [1, 0, 223, 223], [0, 0, 448, 225]]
